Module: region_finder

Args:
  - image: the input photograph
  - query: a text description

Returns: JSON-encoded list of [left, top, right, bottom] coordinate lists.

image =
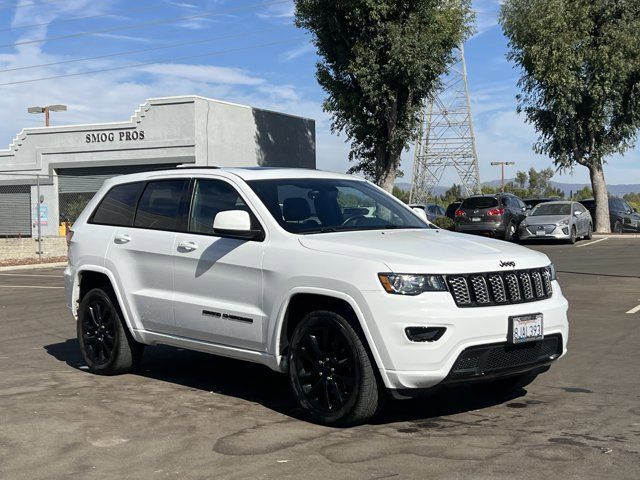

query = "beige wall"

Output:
[[0, 237, 67, 261]]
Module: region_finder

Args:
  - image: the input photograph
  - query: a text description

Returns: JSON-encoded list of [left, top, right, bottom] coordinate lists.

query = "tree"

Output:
[[441, 183, 463, 205], [295, 0, 474, 191], [392, 186, 410, 203], [573, 186, 593, 201], [500, 0, 640, 232]]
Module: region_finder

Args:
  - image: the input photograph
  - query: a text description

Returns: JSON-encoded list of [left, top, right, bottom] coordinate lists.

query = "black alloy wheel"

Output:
[[504, 221, 517, 242], [81, 295, 117, 367], [288, 311, 382, 426], [78, 288, 143, 374]]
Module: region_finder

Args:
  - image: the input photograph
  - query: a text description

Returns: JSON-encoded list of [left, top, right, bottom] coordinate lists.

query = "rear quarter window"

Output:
[[91, 182, 145, 226], [461, 197, 498, 209]]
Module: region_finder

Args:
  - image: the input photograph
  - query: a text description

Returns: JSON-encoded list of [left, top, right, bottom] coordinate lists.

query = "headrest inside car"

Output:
[[283, 197, 311, 222]]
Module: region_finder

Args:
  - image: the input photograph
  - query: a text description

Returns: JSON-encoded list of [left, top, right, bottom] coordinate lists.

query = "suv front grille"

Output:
[[446, 267, 553, 307]]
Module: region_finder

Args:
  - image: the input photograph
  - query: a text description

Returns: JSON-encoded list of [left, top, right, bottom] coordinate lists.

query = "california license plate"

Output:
[[510, 313, 543, 344], [472, 217, 481, 222]]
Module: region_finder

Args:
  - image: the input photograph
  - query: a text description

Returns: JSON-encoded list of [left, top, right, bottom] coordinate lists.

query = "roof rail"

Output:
[[176, 164, 220, 169]]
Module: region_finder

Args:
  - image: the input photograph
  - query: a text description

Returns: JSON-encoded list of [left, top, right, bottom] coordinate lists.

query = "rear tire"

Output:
[[504, 221, 517, 242], [77, 288, 144, 375], [288, 310, 383, 426]]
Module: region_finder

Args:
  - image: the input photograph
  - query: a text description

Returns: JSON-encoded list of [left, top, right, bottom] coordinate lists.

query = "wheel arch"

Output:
[[73, 266, 141, 341], [272, 288, 390, 387]]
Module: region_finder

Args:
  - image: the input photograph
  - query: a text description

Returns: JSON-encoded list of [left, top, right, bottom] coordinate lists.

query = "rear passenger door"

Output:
[[172, 178, 266, 351], [102, 179, 190, 335]]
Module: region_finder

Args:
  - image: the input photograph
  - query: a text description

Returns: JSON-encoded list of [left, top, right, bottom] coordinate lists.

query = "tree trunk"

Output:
[[376, 151, 399, 193], [588, 161, 610, 233]]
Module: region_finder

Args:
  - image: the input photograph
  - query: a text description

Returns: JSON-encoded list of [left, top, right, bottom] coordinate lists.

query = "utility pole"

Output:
[[410, 44, 481, 203], [491, 161, 515, 192], [27, 104, 67, 126]]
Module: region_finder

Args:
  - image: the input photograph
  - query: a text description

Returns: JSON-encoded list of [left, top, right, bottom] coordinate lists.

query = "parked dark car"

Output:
[[408, 203, 446, 222], [445, 201, 462, 220], [579, 197, 640, 233], [523, 197, 562, 209], [454, 193, 527, 241]]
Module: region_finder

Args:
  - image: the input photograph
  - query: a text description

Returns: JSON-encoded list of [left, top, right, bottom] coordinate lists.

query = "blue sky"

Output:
[[0, 0, 638, 185]]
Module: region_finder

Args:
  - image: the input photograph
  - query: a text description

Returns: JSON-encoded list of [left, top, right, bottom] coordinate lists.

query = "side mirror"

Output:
[[574, 210, 583, 216], [213, 210, 261, 239], [411, 207, 429, 222]]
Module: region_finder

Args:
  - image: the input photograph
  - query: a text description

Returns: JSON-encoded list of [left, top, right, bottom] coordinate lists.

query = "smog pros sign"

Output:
[[85, 130, 145, 143]]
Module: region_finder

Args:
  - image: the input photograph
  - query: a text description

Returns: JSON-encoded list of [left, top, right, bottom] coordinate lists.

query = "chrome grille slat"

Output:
[[447, 267, 553, 308]]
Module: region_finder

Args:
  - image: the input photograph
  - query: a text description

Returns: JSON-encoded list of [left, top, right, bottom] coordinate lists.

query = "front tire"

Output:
[[568, 226, 577, 244], [77, 288, 143, 375], [288, 311, 382, 426], [613, 220, 623, 234]]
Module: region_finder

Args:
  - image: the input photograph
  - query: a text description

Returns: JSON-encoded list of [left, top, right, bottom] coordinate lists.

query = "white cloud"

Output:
[[257, 2, 295, 20], [281, 42, 314, 62], [138, 64, 266, 85]]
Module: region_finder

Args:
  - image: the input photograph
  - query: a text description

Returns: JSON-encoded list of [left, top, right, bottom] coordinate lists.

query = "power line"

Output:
[[0, 0, 288, 48], [0, 26, 283, 73], [0, 37, 302, 86], [1, 4, 165, 33]]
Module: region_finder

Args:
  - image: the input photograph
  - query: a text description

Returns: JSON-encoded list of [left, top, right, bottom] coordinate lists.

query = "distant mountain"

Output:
[[395, 179, 640, 197]]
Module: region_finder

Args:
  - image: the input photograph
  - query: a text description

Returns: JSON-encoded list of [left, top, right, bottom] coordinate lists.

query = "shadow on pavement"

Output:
[[44, 338, 527, 426]]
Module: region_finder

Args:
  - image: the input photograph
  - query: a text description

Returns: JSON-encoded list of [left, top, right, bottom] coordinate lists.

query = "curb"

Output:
[[592, 234, 640, 239], [0, 262, 68, 272]]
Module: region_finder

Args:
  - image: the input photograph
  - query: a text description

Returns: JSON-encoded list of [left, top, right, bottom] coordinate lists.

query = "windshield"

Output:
[[531, 203, 571, 216], [246, 178, 429, 234]]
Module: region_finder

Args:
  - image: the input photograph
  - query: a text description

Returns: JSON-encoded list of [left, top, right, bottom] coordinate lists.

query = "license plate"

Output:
[[510, 313, 543, 344], [536, 229, 546, 236], [472, 217, 481, 222]]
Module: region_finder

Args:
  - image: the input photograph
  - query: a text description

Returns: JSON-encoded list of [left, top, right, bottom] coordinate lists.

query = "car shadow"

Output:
[[44, 339, 528, 426]]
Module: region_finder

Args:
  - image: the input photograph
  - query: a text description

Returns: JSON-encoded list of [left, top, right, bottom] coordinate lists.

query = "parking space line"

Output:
[[576, 238, 608, 248], [0, 285, 64, 289], [626, 303, 640, 315], [0, 273, 63, 278]]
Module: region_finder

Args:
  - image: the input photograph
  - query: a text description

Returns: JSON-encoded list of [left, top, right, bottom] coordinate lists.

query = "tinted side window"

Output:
[[91, 182, 144, 226], [189, 179, 257, 235], [503, 196, 516, 208], [461, 197, 498, 209], [134, 180, 189, 231]]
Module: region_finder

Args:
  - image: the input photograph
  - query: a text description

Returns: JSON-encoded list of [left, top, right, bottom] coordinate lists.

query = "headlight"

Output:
[[548, 263, 557, 281], [557, 218, 570, 226], [378, 273, 447, 295]]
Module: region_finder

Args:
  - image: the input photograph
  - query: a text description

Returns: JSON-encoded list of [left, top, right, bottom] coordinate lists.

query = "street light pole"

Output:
[[27, 104, 67, 126], [490, 161, 515, 192]]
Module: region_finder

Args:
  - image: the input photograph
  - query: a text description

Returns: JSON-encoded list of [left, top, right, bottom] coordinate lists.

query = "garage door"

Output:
[[57, 163, 181, 194], [0, 186, 31, 236]]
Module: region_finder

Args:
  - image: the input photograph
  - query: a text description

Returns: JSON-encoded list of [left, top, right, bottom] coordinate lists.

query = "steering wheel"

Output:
[[341, 214, 367, 227]]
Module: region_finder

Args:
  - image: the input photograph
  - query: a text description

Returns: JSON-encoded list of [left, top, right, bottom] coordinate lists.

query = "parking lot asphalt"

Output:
[[0, 238, 639, 480]]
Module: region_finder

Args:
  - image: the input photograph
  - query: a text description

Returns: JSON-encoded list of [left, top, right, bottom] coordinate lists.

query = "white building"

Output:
[[0, 95, 316, 237]]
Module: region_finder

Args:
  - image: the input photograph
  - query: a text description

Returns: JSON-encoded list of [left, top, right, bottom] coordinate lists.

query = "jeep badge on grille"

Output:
[[499, 260, 516, 268]]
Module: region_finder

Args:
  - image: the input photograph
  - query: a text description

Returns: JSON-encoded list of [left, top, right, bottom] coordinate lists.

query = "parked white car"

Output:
[[64, 167, 569, 425]]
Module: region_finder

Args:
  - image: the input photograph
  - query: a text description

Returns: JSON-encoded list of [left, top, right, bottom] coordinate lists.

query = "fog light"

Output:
[[405, 327, 446, 342]]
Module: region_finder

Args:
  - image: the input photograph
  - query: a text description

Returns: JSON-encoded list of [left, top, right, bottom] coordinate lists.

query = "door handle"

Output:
[[114, 233, 131, 244], [177, 241, 198, 252]]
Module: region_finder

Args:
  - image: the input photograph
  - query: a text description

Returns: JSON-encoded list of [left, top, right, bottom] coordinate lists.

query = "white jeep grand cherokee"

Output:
[[65, 167, 568, 425]]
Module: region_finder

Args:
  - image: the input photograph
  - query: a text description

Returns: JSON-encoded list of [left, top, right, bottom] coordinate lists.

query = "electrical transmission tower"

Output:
[[409, 45, 481, 203]]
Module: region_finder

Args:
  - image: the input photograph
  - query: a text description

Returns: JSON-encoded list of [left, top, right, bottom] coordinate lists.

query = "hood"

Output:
[[298, 229, 550, 274], [523, 215, 568, 225]]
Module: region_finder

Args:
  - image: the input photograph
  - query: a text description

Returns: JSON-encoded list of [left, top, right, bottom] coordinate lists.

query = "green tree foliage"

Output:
[[482, 168, 565, 199], [441, 183, 463, 205], [392, 186, 410, 204], [500, 0, 640, 232], [294, 0, 474, 191], [623, 192, 640, 211], [573, 186, 593, 201]]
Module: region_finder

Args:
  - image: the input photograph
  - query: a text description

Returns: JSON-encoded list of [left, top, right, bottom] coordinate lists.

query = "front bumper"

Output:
[[519, 224, 569, 240], [361, 281, 569, 390]]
